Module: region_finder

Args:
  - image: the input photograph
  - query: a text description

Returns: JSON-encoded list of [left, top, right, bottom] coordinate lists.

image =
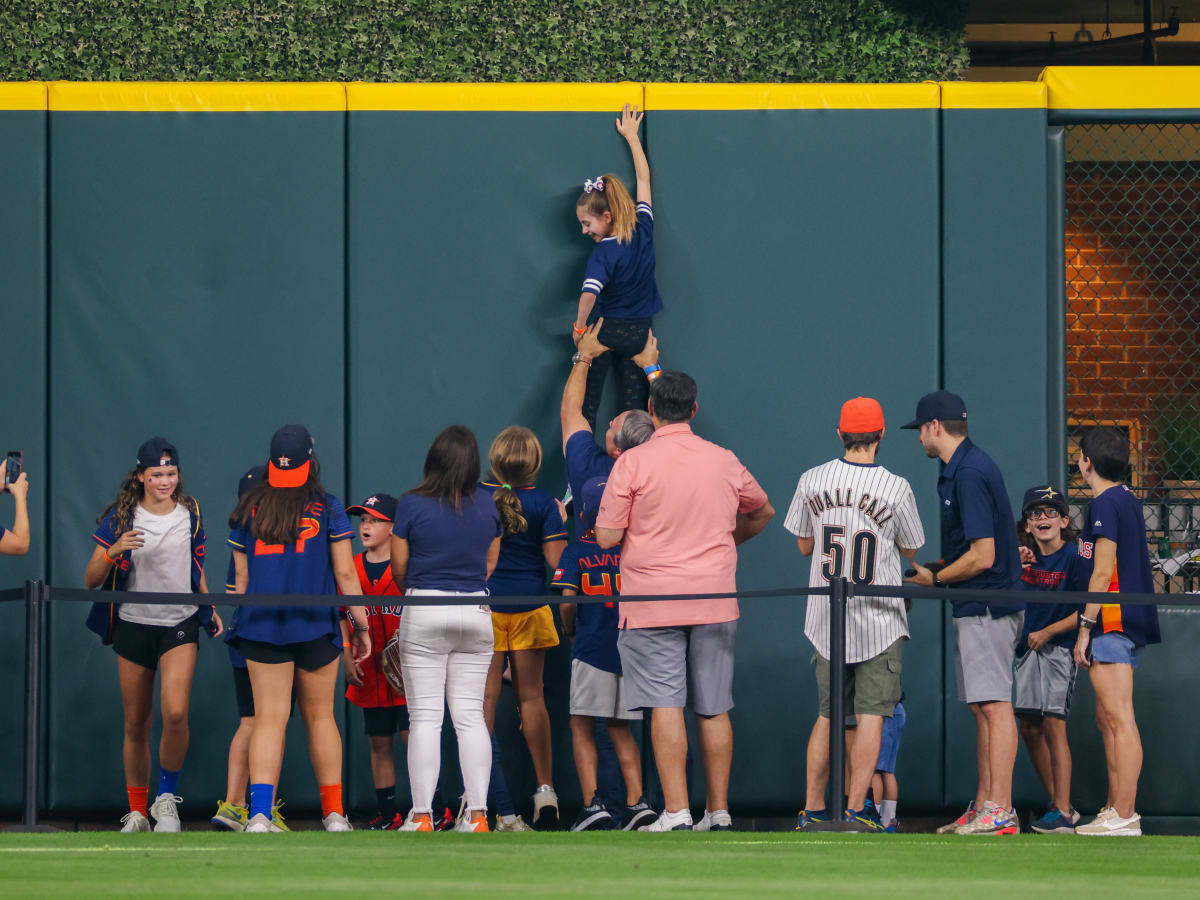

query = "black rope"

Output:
[[0, 587, 24, 604]]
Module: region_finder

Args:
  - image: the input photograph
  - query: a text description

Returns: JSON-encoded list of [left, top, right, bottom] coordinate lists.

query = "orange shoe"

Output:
[[455, 812, 490, 833], [398, 812, 434, 832]]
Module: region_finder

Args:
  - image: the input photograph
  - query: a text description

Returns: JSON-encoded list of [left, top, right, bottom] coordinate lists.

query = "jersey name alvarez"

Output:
[[784, 459, 925, 664]]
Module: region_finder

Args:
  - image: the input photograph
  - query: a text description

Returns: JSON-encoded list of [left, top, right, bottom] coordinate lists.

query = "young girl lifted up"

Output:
[[573, 103, 663, 433]]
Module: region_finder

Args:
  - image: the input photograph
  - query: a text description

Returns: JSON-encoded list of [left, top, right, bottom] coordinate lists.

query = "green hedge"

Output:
[[0, 1, 967, 83]]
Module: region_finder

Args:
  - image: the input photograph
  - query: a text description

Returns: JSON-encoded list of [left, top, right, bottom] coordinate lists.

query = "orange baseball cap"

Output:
[[839, 397, 885, 433]]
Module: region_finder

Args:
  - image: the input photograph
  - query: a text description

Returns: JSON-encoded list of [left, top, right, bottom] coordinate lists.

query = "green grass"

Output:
[[1, 832, 1199, 898]]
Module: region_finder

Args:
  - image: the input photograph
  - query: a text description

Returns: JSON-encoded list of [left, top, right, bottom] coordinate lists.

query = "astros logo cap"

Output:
[[347, 492, 399, 522], [579, 476, 608, 530], [1021, 484, 1068, 517], [238, 464, 268, 498], [839, 397, 885, 433], [136, 436, 179, 469], [268, 424, 314, 488]]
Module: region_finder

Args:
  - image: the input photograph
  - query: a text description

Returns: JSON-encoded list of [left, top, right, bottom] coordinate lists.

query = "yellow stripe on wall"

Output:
[[645, 82, 941, 110], [48, 82, 345, 112], [1041, 66, 1200, 110], [347, 82, 642, 111], [0, 82, 47, 111], [941, 81, 1046, 110]]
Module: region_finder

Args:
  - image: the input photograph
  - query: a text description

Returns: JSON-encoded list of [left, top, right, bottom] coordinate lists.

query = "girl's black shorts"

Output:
[[112, 612, 200, 671]]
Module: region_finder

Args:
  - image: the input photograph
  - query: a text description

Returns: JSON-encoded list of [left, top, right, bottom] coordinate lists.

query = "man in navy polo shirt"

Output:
[[903, 391, 1023, 836]]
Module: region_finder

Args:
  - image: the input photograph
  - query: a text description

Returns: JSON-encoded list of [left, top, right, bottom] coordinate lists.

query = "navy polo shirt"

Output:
[[392, 491, 501, 593], [564, 429, 615, 536], [937, 439, 1023, 617], [479, 482, 568, 613]]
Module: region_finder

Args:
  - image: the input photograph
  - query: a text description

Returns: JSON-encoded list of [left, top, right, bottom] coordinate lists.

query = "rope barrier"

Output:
[[0, 587, 25, 604]]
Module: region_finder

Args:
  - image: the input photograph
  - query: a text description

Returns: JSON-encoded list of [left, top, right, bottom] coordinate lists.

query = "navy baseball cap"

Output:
[[237, 465, 268, 498], [347, 492, 398, 522], [268, 424, 314, 488], [1021, 485, 1069, 517], [136, 437, 179, 469], [579, 476, 608, 529], [900, 390, 968, 430]]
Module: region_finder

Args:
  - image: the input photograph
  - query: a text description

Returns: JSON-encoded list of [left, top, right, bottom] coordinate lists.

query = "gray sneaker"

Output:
[[322, 812, 353, 832], [149, 794, 182, 833], [119, 811, 151, 833], [936, 801, 976, 834], [245, 813, 283, 833], [494, 814, 534, 832]]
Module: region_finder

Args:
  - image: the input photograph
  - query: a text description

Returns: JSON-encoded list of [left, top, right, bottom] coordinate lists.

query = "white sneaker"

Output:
[[1076, 811, 1141, 836], [149, 794, 182, 833], [245, 813, 283, 833], [119, 811, 151, 833], [639, 809, 693, 832], [322, 812, 353, 832], [693, 809, 733, 831], [532, 785, 559, 830], [398, 812, 434, 832], [455, 810, 490, 833]]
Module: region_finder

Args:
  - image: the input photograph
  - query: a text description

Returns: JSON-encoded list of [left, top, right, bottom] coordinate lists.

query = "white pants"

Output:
[[399, 591, 493, 814]]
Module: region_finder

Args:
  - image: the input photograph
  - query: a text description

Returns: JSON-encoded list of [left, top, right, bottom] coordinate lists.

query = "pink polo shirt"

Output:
[[596, 422, 768, 629]]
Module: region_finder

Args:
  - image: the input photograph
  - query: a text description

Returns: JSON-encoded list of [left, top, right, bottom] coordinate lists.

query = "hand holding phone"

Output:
[[4, 452, 22, 491]]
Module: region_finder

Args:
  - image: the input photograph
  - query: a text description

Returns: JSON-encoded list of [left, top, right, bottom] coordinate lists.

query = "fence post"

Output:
[[5, 580, 55, 832], [827, 575, 848, 819]]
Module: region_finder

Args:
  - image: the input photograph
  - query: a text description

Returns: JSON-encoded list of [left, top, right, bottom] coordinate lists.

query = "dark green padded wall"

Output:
[[0, 104, 46, 812], [347, 108, 639, 813], [47, 110, 347, 814], [634, 108, 944, 813]]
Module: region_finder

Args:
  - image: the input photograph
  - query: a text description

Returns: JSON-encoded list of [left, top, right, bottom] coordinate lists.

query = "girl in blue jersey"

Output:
[[481, 426, 568, 828], [226, 425, 371, 833], [83, 437, 219, 833], [573, 103, 662, 433], [390, 425, 502, 833]]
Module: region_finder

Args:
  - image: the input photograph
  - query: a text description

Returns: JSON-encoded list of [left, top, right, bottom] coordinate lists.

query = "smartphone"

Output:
[[561, 485, 573, 512], [4, 451, 21, 488]]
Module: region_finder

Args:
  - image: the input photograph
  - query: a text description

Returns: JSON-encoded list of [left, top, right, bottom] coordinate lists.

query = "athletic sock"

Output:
[[249, 783, 274, 821], [157, 767, 180, 798], [376, 786, 397, 820], [498, 814, 517, 826], [319, 784, 343, 818], [880, 800, 897, 826], [127, 785, 149, 817]]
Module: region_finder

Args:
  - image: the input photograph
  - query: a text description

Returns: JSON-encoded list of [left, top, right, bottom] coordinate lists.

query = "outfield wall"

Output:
[[1, 70, 1198, 819]]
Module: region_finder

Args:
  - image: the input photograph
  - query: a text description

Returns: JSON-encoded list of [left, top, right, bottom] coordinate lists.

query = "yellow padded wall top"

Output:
[[47, 82, 346, 111], [346, 82, 642, 111]]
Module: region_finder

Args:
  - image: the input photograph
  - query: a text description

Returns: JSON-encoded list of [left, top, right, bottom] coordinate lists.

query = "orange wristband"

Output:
[[573, 323, 586, 335], [103, 549, 118, 564]]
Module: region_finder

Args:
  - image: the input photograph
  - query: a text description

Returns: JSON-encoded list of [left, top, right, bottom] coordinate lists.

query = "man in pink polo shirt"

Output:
[[595, 370, 774, 832]]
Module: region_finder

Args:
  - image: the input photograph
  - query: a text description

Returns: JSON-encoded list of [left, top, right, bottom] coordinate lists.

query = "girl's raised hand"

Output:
[[616, 103, 643, 139]]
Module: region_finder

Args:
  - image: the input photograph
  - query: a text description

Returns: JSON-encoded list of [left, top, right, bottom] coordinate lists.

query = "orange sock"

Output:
[[127, 786, 149, 817], [319, 784, 343, 818]]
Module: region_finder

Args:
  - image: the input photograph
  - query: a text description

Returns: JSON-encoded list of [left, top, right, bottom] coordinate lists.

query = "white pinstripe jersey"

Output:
[[783, 458, 925, 663]]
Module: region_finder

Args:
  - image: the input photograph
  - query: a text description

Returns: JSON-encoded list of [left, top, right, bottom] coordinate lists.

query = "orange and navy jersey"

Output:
[[1079, 485, 1161, 647], [552, 536, 622, 674], [342, 552, 405, 708]]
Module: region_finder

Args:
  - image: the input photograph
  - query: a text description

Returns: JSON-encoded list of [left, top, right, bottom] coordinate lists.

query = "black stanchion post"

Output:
[[6, 580, 56, 832], [808, 576, 855, 832]]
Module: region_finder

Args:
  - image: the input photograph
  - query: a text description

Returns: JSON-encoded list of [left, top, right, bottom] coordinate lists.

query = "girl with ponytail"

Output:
[[573, 103, 664, 433], [481, 426, 568, 828]]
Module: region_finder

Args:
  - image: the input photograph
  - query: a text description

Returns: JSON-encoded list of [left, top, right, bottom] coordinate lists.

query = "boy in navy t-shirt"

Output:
[[1073, 427, 1160, 837], [1014, 485, 1090, 835], [552, 477, 654, 832]]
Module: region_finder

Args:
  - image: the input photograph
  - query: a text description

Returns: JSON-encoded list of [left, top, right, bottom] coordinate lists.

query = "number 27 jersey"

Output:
[[783, 458, 925, 663]]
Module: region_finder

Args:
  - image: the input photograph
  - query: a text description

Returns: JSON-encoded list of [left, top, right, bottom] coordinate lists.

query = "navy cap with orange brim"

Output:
[[267, 424, 314, 488], [347, 492, 398, 522]]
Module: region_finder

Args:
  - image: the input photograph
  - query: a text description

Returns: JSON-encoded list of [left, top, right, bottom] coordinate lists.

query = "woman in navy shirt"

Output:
[[391, 425, 502, 833], [227, 425, 370, 833]]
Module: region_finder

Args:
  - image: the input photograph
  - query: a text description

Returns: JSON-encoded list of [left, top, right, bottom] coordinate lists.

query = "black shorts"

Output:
[[232, 635, 341, 672], [232, 664, 298, 719], [112, 612, 200, 671], [362, 705, 410, 737]]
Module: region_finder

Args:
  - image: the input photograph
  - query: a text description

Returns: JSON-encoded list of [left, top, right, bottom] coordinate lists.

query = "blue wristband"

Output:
[[643, 364, 662, 376]]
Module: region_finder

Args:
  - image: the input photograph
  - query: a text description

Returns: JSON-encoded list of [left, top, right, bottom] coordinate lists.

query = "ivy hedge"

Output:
[[0, 1, 968, 83]]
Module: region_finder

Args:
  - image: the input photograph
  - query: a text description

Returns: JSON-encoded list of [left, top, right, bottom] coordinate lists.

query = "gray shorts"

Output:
[[954, 612, 1022, 704], [1014, 644, 1076, 720], [617, 620, 736, 717], [570, 659, 642, 721]]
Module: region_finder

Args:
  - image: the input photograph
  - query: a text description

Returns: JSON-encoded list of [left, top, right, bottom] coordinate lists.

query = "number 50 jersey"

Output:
[[783, 459, 925, 663]]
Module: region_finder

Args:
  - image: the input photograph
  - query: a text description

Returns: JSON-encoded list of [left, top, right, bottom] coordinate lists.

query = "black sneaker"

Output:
[[532, 785, 560, 830], [622, 797, 658, 832], [433, 807, 455, 831], [366, 812, 403, 831], [570, 795, 617, 832]]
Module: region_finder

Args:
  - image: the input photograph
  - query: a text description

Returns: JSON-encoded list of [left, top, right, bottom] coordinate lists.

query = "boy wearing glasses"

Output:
[[1014, 485, 1090, 834]]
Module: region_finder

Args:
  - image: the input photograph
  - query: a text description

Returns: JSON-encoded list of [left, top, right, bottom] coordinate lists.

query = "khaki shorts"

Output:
[[814, 637, 905, 718], [491, 606, 560, 652]]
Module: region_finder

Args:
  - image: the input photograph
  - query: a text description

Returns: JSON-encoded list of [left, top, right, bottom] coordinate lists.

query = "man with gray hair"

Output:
[[561, 318, 656, 535]]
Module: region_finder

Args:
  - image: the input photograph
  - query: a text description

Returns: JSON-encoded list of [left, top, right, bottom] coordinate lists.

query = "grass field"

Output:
[[2, 832, 1199, 898]]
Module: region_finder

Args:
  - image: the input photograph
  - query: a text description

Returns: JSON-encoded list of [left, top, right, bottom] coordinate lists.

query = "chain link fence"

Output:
[[1064, 123, 1200, 591]]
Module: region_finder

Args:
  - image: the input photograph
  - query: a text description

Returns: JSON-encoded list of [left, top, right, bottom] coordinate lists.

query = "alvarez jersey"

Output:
[[783, 458, 925, 663]]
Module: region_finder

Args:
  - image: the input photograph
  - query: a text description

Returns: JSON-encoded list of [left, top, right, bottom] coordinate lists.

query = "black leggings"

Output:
[[582, 317, 651, 433]]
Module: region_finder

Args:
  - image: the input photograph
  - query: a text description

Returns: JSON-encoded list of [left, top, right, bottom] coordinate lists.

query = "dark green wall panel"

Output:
[[47, 110, 346, 815], [0, 108, 46, 812]]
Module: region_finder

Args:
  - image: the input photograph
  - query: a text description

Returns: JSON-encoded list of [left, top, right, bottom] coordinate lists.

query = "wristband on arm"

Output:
[[643, 364, 662, 382]]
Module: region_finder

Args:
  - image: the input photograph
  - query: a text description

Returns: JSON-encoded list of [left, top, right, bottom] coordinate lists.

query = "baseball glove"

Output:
[[381, 632, 405, 699]]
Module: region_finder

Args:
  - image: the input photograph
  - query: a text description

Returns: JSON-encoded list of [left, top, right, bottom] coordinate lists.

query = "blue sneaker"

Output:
[[883, 820, 900, 833], [844, 807, 885, 832], [1031, 807, 1076, 835], [795, 809, 832, 831]]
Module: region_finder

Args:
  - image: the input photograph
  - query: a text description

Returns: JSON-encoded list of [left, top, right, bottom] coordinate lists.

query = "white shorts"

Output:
[[569, 659, 641, 720]]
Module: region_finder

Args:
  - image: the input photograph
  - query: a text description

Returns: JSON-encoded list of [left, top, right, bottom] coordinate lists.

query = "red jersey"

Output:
[[343, 553, 404, 708]]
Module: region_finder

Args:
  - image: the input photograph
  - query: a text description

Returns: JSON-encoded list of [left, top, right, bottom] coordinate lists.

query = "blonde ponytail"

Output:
[[488, 426, 543, 536], [576, 173, 637, 244]]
